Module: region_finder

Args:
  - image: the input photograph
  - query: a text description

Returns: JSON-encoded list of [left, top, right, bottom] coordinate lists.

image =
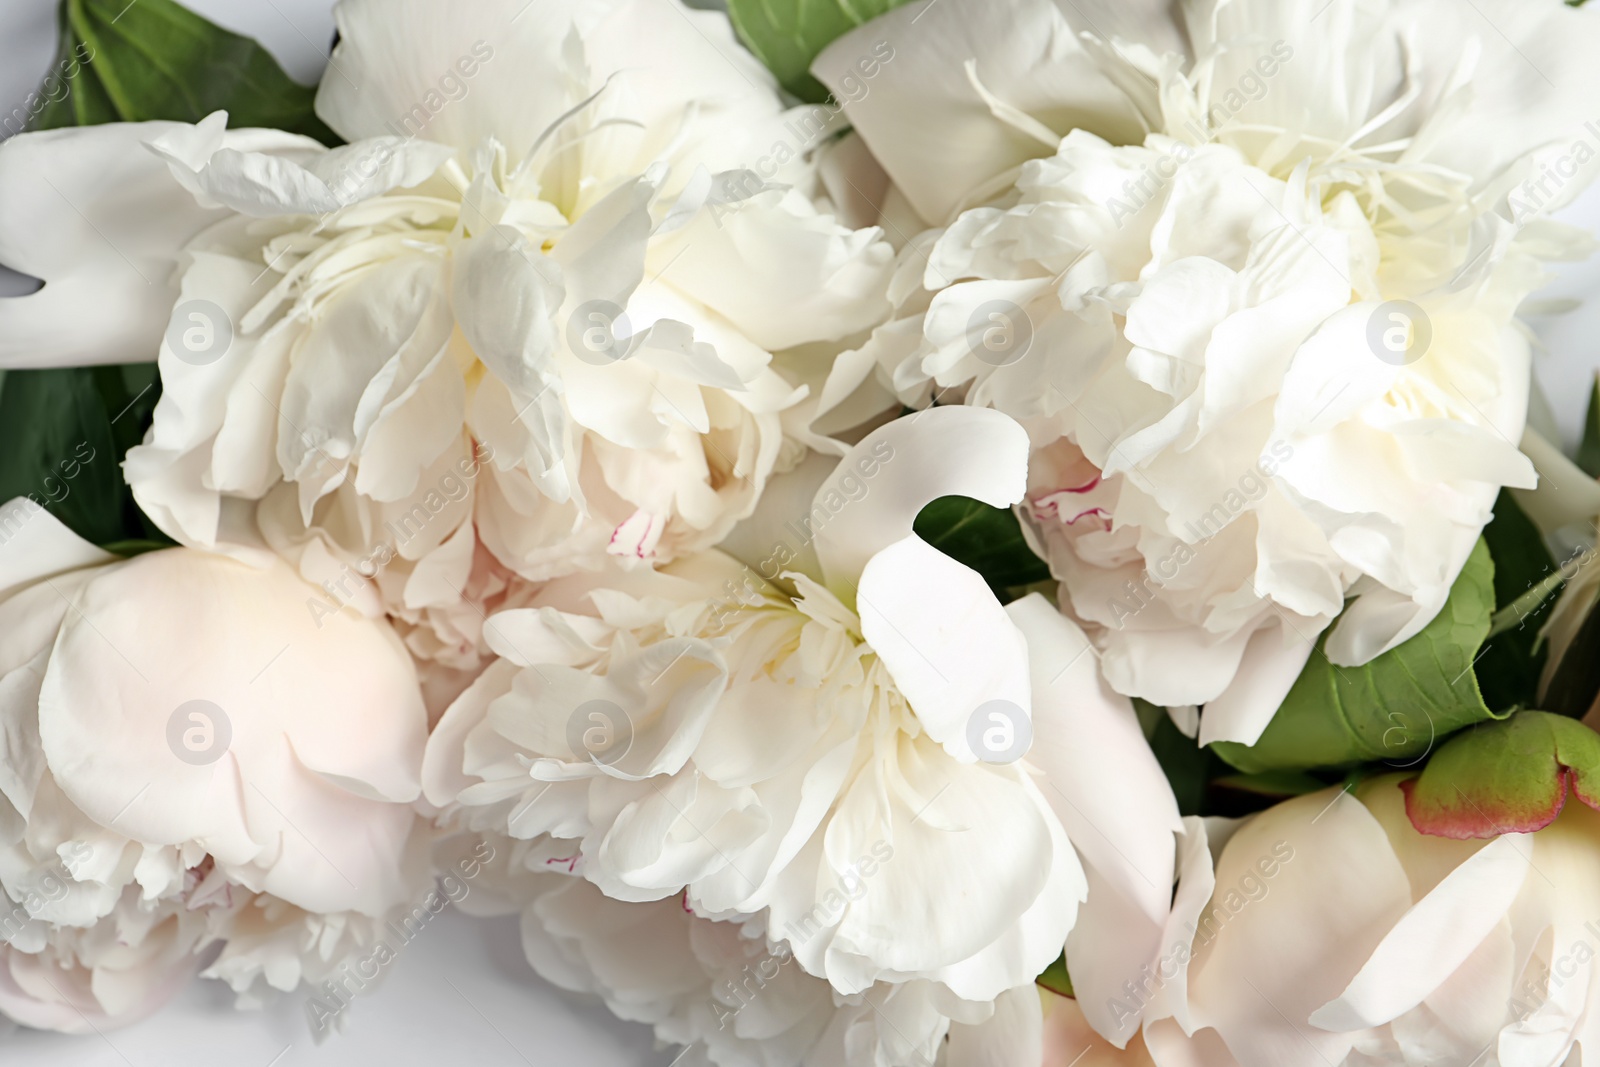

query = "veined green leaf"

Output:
[[1213, 539, 1504, 773], [31, 0, 337, 142]]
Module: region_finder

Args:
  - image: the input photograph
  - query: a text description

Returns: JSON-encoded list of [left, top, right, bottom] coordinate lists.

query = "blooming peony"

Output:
[[437, 829, 1065, 1067], [811, 0, 1600, 740], [422, 406, 1182, 1045], [0, 500, 431, 1028], [1144, 775, 1600, 1066], [0, 0, 893, 698]]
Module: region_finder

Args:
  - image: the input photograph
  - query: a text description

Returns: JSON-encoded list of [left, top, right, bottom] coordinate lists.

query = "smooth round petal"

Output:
[[945, 983, 1044, 1067], [36, 550, 427, 915], [1008, 594, 1180, 925], [811, 0, 1160, 226], [858, 535, 1031, 760], [661, 190, 893, 351], [1183, 790, 1414, 1067], [0, 122, 228, 368], [1310, 835, 1529, 1032]]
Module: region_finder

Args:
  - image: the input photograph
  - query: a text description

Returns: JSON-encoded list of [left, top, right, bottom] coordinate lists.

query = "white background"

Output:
[[1, 1, 1599, 1065]]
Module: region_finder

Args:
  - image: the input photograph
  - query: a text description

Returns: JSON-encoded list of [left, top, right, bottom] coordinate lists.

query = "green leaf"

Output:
[[1581, 374, 1600, 479], [0, 367, 167, 546], [1035, 952, 1074, 998], [30, 2, 118, 130], [1402, 710, 1600, 837], [912, 495, 1050, 598], [31, 0, 337, 143], [1213, 539, 1505, 773], [1477, 490, 1560, 710], [727, 0, 913, 101]]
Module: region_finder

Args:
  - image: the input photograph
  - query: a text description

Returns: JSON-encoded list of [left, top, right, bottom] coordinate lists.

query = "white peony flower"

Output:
[[1143, 776, 1600, 1067], [0, 501, 432, 1028], [438, 829, 1050, 1067], [0, 0, 893, 683], [810, 0, 1600, 737], [423, 406, 1182, 1044], [0, 884, 203, 1034]]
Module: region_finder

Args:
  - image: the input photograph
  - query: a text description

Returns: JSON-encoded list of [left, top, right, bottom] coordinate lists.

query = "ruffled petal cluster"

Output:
[[0, 503, 431, 1025], [423, 408, 1182, 1047], [812, 0, 1600, 737]]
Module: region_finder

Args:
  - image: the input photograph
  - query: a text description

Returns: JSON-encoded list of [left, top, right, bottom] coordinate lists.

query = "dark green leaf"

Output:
[[29, 2, 118, 131], [31, 0, 338, 143], [727, 0, 914, 101], [1402, 710, 1600, 837], [1213, 539, 1505, 773], [0, 370, 126, 544], [913, 495, 1050, 598], [1477, 489, 1559, 710]]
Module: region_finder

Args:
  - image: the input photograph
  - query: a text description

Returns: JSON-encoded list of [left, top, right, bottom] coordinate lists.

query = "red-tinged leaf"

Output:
[[1402, 711, 1600, 838]]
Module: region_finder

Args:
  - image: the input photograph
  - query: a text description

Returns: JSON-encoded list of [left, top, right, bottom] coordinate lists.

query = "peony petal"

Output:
[[314, 0, 596, 156], [812, 0, 1160, 226], [945, 983, 1044, 1067], [1199, 624, 1316, 748], [1310, 835, 1528, 1031], [859, 535, 1030, 760], [812, 405, 1030, 588], [452, 224, 566, 396], [0, 500, 115, 595], [36, 550, 426, 915], [1008, 594, 1180, 925], [0, 122, 229, 368], [1183, 789, 1414, 1067]]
